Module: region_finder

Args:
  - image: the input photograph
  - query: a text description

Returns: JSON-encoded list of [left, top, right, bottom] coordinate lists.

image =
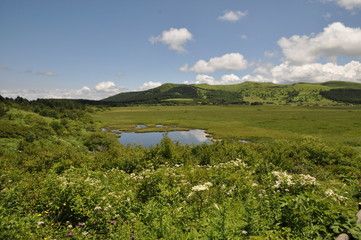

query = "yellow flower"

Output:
[[37, 214, 42, 216]]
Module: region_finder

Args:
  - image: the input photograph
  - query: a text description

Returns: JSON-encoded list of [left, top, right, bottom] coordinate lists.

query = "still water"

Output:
[[118, 129, 211, 147]]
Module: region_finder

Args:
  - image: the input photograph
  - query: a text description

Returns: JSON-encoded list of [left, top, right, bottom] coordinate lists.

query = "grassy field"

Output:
[[93, 105, 361, 145]]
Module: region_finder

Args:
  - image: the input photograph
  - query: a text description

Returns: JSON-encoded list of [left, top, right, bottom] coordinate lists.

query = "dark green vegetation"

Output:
[[103, 81, 361, 106], [1, 95, 361, 239]]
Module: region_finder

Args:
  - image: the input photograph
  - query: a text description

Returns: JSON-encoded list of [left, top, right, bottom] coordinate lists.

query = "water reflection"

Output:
[[118, 129, 211, 147]]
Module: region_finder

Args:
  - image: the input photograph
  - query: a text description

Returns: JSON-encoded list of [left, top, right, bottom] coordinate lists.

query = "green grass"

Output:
[[92, 105, 361, 145], [162, 98, 194, 102]]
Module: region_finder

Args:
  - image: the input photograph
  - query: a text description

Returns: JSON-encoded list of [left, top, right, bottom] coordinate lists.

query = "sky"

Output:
[[1, 0, 361, 100]]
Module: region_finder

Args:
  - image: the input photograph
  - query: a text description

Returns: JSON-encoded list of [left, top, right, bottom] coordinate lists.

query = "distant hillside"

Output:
[[103, 81, 361, 106]]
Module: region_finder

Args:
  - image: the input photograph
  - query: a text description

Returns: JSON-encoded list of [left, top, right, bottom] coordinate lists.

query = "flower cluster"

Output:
[[298, 174, 317, 186], [324, 189, 348, 202], [207, 158, 248, 169], [272, 171, 294, 188], [272, 171, 318, 190], [191, 182, 213, 192]]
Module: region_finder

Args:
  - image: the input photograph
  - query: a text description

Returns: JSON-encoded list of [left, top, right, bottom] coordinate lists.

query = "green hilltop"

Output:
[[103, 81, 361, 105]]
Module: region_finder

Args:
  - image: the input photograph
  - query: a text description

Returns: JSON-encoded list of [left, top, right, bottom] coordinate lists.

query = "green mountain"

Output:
[[103, 81, 361, 105]]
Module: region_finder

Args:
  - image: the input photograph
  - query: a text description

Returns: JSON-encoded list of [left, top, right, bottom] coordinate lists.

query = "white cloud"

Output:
[[278, 22, 361, 64], [37, 71, 56, 77], [180, 53, 249, 73], [322, 0, 361, 10], [240, 34, 248, 40], [270, 61, 361, 84], [185, 73, 262, 85], [220, 74, 243, 84], [138, 81, 162, 91], [218, 10, 248, 22], [183, 60, 361, 86], [253, 62, 275, 75], [149, 28, 193, 53], [193, 74, 217, 85], [1, 81, 127, 100], [95, 81, 123, 93]]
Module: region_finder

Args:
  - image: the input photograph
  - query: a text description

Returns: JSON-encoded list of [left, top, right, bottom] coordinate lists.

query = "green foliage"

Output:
[[321, 89, 361, 104], [1, 99, 361, 239], [83, 132, 120, 152]]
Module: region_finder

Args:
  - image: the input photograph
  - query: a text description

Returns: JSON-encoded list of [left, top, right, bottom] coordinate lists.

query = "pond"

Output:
[[118, 129, 212, 148]]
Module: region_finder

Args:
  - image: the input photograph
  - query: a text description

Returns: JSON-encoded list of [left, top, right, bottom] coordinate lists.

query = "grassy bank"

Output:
[[93, 105, 361, 145]]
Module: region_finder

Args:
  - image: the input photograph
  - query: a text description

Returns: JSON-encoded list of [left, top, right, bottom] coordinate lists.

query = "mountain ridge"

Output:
[[103, 81, 361, 105]]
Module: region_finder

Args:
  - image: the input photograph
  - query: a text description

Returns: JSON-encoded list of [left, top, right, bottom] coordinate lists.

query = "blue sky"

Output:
[[1, 0, 361, 100]]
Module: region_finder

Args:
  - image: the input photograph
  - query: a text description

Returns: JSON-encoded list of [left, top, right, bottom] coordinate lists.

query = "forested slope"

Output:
[[103, 81, 361, 106]]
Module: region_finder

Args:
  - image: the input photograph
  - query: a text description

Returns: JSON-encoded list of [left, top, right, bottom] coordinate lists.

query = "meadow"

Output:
[[93, 105, 361, 145], [1, 99, 361, 239]]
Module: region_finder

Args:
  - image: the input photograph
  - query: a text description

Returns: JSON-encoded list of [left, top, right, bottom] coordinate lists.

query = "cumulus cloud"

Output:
[[94, 81, 123, 93], [149, 28, 193, 53], [180, 53, 249, 73], [192, 74, 217, 85], [322, 0, 361, 10], [270, 61, 361, 84], [253, 62, 275, 75], [0, 81, 127, 100], [138, 81, 162, 91], [218, 10, 248, 22], [183, 60, 361, 86], [278, 22, 361, 64], [184, 73, 263, 85]]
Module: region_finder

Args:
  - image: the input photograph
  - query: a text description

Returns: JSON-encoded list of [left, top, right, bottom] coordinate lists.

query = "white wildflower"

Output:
[[192, 185, 209, 192], [187, 192, 194, 198], [325, 189, 348, 201], [325, 189, 335, 197], [298, 174, 317, 186], [272, 171, 294, 188], [191, 182, 213, 192]]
